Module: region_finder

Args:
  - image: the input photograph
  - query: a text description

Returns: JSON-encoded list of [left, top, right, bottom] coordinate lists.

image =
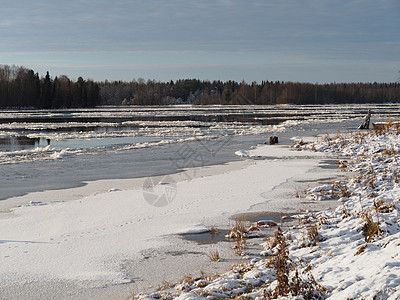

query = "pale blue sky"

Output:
[[1, 0, 399, 83]]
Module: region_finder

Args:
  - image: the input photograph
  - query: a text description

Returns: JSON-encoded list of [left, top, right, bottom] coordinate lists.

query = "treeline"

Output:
[[0, 65, 101, 108], [1, 64, 399, 108], [101, 79, 400, 106]]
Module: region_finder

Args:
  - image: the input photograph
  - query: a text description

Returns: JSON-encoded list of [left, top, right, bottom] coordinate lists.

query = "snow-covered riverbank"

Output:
[[3, 124, 400, 299], [0, 143, 339, 299], [136, 128, 400, 300]]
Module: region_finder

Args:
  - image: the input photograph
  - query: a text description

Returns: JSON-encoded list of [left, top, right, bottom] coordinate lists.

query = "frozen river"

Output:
[[0, 104, 399, 202], [1, 103, 400, 299]]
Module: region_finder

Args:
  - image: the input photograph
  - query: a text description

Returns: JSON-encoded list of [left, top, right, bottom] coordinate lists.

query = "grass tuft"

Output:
[[207, 249, 220, 262], [158, 280, 172, 291], [209, 226, 220, 239], [307, 223, 321, 247], [362, 212, 381, 243], [233, 234, 247, 255], [355, 244, 367, 256], [374, 199, 395, 214], [179, 274, 195, 286], [227, 218, 254, 255], [269, 227, 327, 298]]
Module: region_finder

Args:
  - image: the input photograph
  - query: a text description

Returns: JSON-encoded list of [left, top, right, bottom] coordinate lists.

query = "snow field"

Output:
[[0, 147, 321, 299], [138, 129, 400, 299]]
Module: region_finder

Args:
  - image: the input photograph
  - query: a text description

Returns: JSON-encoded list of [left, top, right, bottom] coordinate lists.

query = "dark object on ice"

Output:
[[358, 110, 371, 130], [269, 136, 279, 145]]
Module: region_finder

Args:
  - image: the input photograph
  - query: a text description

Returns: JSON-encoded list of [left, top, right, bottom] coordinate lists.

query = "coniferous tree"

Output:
[[41, 71, 52, 108], [0, 64, 399, 108]]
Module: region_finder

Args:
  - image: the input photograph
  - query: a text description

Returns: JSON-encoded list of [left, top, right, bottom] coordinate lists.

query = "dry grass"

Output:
[[373, 119, 400, 135], [336, 160, 348, 170], [366, 177, 375, 189], [307, 223, 321, 247], [233, 218, 247, 233], [207, 249, 221, 262], [227, 218, 253, 256], [362, 212, 381, 243], [382, 147, 397, 157], [295, 188, 308, 199], [209, 226, 220, 239], [267, 227, 327, 299], [261, 227, 291, 297], [394, 172, 400, 184], [288, 270, 327, 299], [355, 244, 367, 256], [331, 181, 352, 198], [334, 130, 342, 139], [265, 227, 284, 250], [182, 274, 194, 284], [298, 222, 321, 248], [158, 280, 173, 291], [354, 132, 368, 144], [231, 262, 254, 275], [129, 290, 137, 300], [374, 199, 395, 213], [233, 234, 247, 255], [274, 229, 290, 296], [290, 139, 309, 151], [341, 202, 350, 218]]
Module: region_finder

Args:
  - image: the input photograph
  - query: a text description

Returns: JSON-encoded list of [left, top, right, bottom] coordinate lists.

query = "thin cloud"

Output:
[[0, 0, 399, 83]]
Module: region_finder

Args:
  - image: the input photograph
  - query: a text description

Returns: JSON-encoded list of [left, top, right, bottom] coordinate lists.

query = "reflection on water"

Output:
[[0, 136, 47, 152]]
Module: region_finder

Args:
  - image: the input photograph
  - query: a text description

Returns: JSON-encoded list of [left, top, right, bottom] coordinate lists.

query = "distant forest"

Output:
[[1, 64, 399, 108], [0, 65, 100, 108]]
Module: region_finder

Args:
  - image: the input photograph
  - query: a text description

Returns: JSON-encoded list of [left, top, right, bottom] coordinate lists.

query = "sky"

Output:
[[0, 0, 399, 83]]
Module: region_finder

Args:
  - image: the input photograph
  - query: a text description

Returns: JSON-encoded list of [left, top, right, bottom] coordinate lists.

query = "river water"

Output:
[[0, 104, 399, 201]]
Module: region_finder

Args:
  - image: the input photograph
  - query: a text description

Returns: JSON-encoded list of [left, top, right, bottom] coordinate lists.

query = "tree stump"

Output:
[[269, 136, 279, 145]]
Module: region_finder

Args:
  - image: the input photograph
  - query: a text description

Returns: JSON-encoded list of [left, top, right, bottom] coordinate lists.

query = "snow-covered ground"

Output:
[[0, 144, 340, 299], [134, 129, 400, 300]]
